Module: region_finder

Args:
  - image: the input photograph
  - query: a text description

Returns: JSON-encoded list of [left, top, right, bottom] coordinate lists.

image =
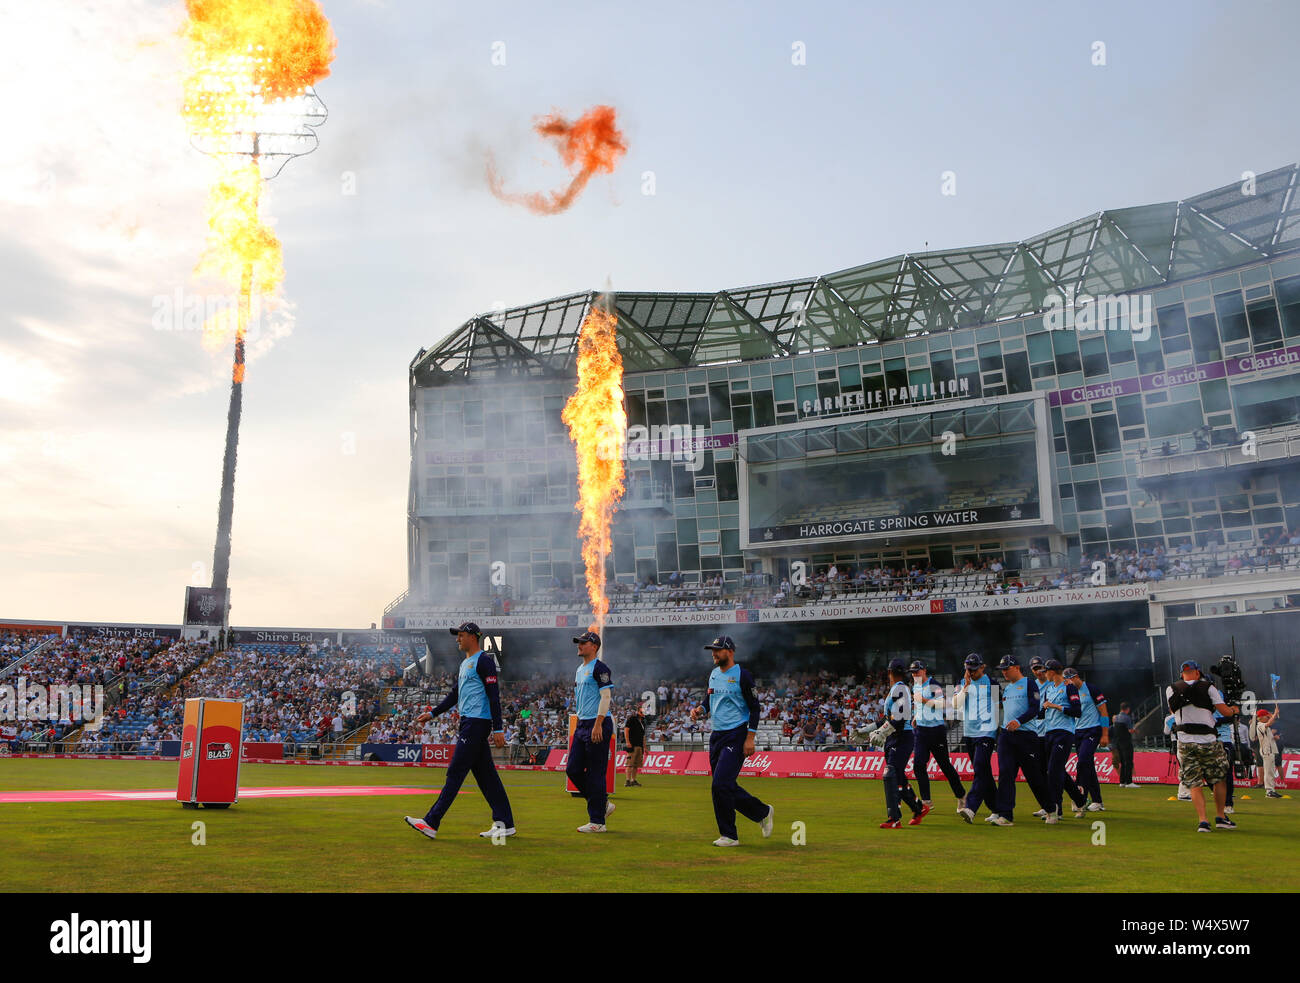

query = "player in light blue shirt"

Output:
[[690, 636, 774, 846], [1039, 659, 1086, 823], [404, 622, 514, 841], [910, 660, 966, 810], [954, 653, 997, 822], [567, 630, 616, 832], [1064, 667, 1107, 812]]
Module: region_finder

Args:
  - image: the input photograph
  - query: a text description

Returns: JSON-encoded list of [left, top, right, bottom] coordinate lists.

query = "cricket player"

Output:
[[988, 655, 1052, 826], [870, 658, 928, 827], [404, 622, 515, 840], [1039, 659, 1086, 823], [567, 630, 617, 833], [1064, 667, 1107, 811], [1027, 656, 1050, 788], [909, 659, 966, 810], [954, 653, 997, 823], [690, 636, 774, 846]]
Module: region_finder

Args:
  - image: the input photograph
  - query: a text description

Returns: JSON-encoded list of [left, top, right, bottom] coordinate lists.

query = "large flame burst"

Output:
[[562, 304, 627, 634], [180, 0, 335, 362]]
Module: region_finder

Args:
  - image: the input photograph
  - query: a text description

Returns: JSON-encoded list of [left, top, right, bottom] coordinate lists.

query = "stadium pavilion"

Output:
[[390, 165, 1300, 712]]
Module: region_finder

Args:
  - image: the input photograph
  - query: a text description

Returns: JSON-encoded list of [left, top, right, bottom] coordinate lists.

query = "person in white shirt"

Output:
[[1250, 706, 1282, 797]]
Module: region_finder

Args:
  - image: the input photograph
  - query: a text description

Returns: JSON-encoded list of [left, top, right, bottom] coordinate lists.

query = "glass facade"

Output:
[[412, 253, 1300, 601]]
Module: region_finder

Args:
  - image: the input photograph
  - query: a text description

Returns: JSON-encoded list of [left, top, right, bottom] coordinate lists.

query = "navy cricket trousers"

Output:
[[566, 715, 612, 824], [1045, 729, 1086, 814], [995, 728, 1052, 822], [709, 725, 769, 839], [883, 731, 923, 821], [424, 718, 514, 830], [913, 724, 966, 801], [1074, 726, 1104, 804], [963, 736, 998, 816]]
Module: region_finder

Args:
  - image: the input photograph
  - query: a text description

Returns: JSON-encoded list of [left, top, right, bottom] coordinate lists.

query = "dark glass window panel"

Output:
[[1004, 351, 1031, 393], [1214, 291, 1249, 343], [715, 461, 738, 501], [1066, 419, 1095, 465], [1189, 313, 1221, 363], [627, 393, 647, 427], [1277, 275, 1300, 338], [1156, 304, 1188, 336], [1247, 299, 1282, 347], [1092, 415, 1121, 454]]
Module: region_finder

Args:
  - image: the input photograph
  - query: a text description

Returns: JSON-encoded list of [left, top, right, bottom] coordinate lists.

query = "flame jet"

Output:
[[561, 297, 627, 636], [488, 105, 627, 215]]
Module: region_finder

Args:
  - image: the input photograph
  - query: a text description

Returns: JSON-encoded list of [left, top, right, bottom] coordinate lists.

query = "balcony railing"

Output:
[[1138, 421, 1300, 482], [415, 480, 673, 517]]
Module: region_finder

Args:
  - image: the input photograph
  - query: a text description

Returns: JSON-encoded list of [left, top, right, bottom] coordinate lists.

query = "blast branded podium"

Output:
[[566, 713, 616, 795], [177, 698, 244, 808]]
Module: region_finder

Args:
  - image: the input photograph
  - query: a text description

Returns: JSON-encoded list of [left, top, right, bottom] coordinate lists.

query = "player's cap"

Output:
[[1180, 659, 1200, 672], [908, 659, 927, 672], [704, 635, 736, 651], [449, 622, 481, 636], [888, 658, 908, 672], [997, 654, 1019, 670], [1029, 656, 1045, 670], [572, 630, 601, 648], [1062, 668, 1080, 679], [963, 653, 983, 668], [1257, 709, 1269, 718], [1045, 658, 1063, 671]]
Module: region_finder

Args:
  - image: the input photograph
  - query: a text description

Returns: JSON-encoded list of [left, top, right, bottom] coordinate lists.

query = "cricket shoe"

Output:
[[605, 801, 616, 818], [1071, 804, 1085, 818], [1177, 794, 1193, 801], [1124, 783, 1142, 789], [956, 807, 975, 824], [760, 805, 775, 838], [907, 805, 929, 826], [713, 836, 741, 846], [1032, 809, 1047, 819], [1214, 816, 1237, 830], [1224, 806, 1234, 814], [1086, 802, 1105, 812], [478, 822, 516, 839], [988, 814, 1014, 826], [1266, 791, 1283, 798], [1196, 821, 1213, 833], [879, 819, 902, 829], [577, 823, 607, 833], [1045, 812, 1060, 825], [404, 817, 437, 840]]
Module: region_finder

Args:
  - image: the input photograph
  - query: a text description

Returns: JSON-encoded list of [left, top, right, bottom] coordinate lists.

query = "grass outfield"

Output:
[[0, 759, 1295, 892]]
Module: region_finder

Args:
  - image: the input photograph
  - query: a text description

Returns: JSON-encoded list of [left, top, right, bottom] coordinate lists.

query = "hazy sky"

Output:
[[1, 0, 1295, 629]]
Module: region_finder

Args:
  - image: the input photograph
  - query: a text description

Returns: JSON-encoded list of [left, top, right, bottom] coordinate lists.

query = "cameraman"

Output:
[[1166, 659, 1238, 832], [1250, 706, 1282, 798]]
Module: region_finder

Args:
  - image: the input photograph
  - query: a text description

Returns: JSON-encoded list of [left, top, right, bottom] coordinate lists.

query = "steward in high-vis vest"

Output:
[[1166, 659, 1239, 833]]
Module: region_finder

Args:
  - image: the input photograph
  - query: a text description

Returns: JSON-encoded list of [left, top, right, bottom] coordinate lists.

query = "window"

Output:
[[1091, 415, 1121, 455], [1145, 401, 1202, 439], [1214, 291, 1249, 343], [1065, 419, 1095, 465]]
